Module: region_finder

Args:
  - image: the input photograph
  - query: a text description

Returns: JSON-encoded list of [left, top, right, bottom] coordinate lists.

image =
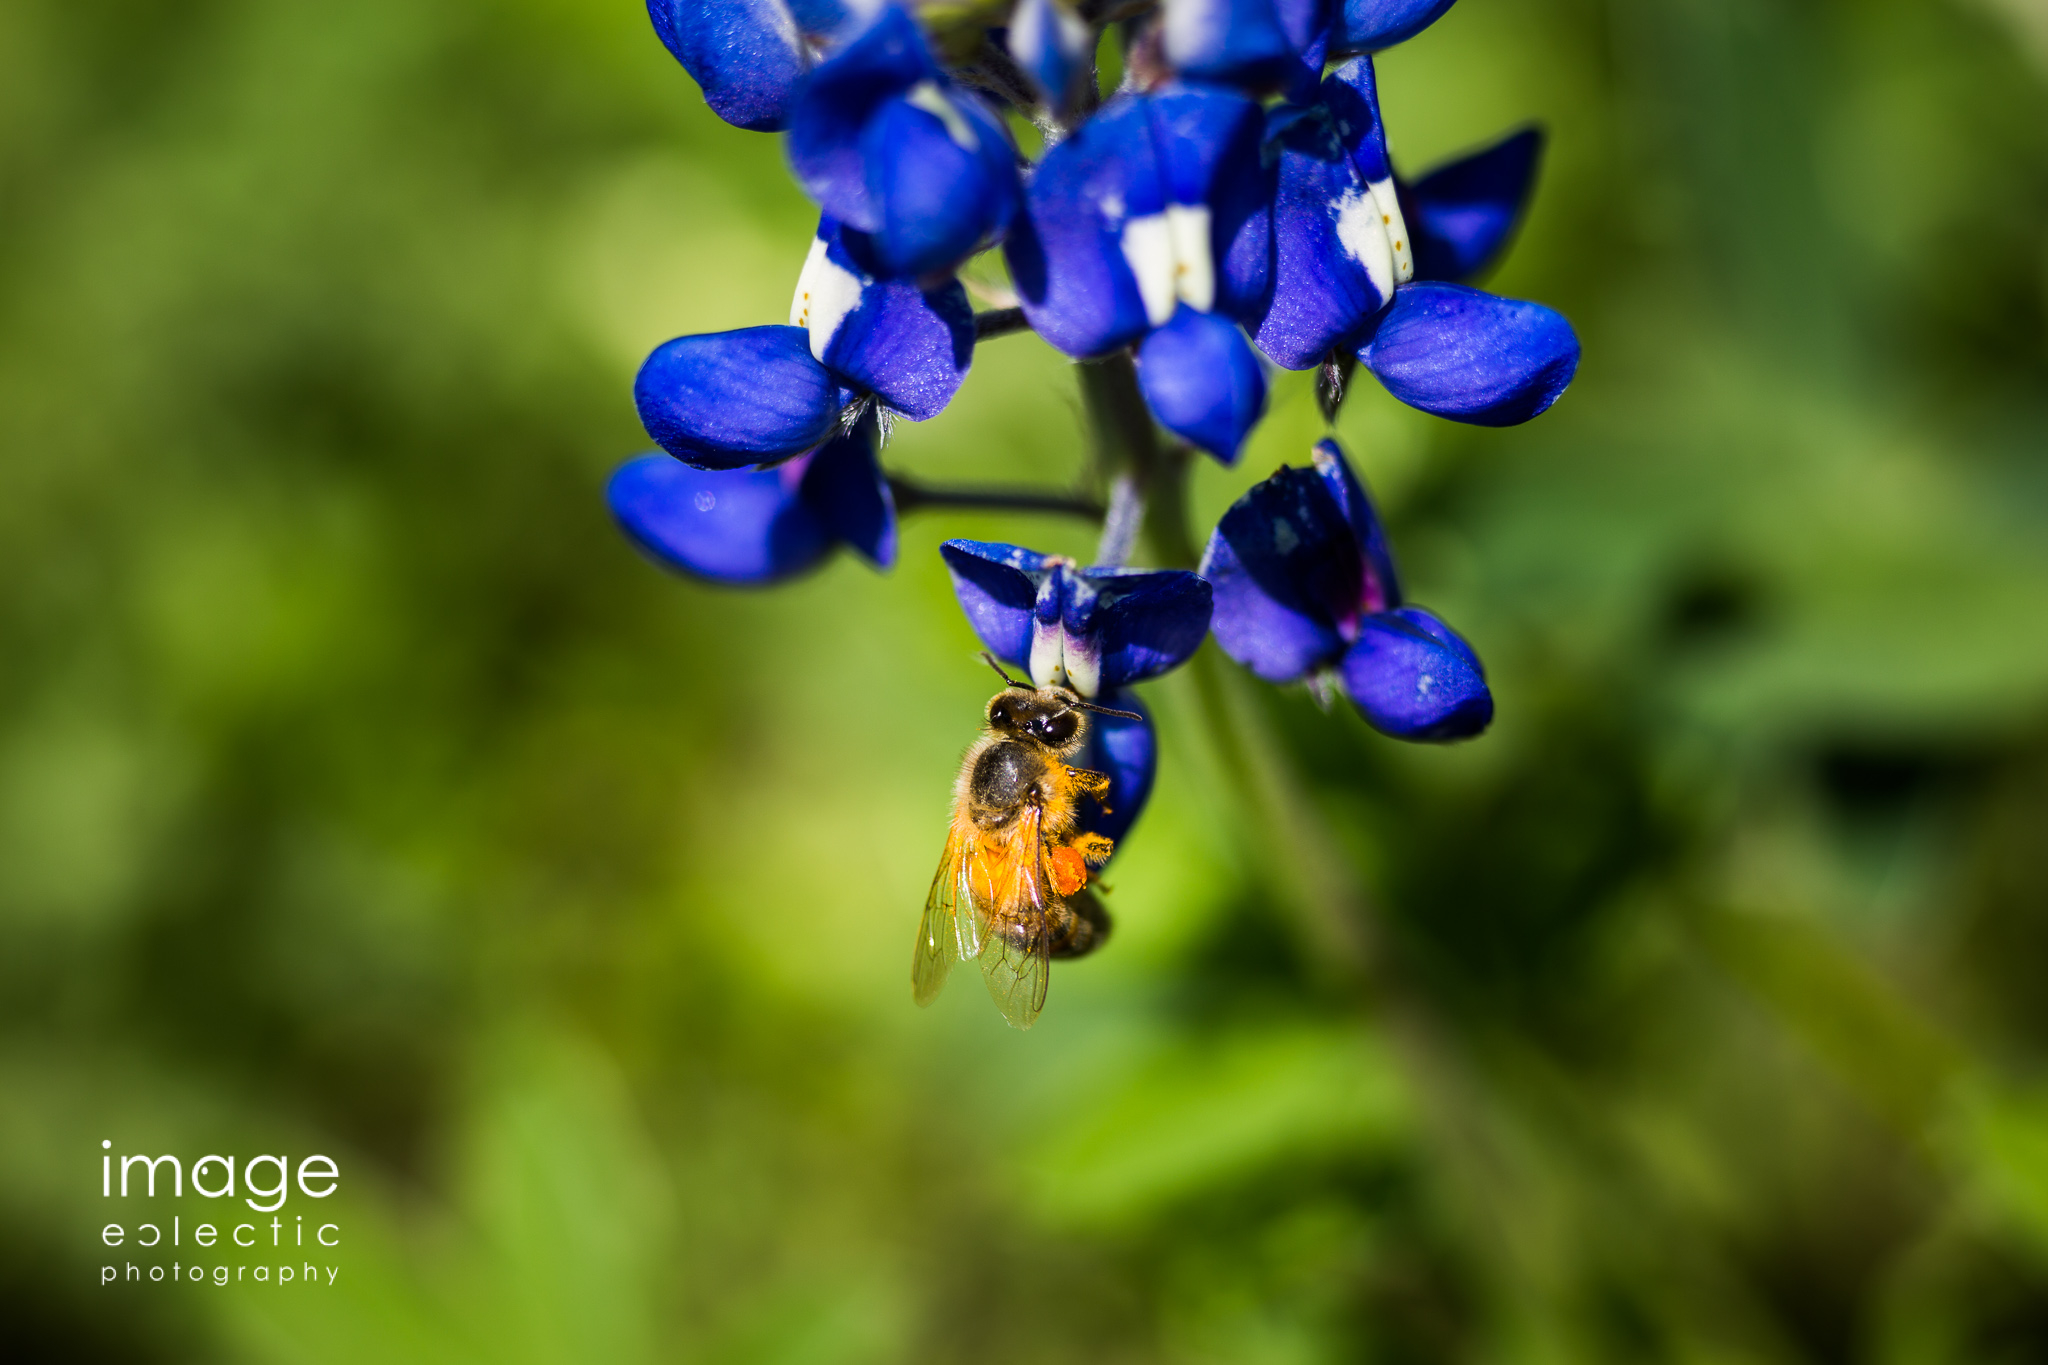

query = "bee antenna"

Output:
[[1071, 698, 1143, 721], [980, 651, 1033, 691]]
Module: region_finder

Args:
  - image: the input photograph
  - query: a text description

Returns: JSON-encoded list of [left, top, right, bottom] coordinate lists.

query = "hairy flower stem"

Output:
[[886, 475, 1103, 521], [1075, 351, 1198, 568]]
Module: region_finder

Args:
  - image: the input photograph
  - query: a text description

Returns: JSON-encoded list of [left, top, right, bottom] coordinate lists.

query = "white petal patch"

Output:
[[1029, 618, 1066, 691], [1165, 203, 1214, 312], [1366, 176, 1414, 285], [1332, 188, 1395, 308], [1061, 638, 1101, 700], [1027, 622, 1102, 698], [790, 235, 865, 359], [904, 81, 978, 152], [1120, 212, 1179, 328]]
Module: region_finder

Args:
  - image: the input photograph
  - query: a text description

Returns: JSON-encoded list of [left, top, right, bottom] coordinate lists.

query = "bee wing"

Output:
[[977, 806, 1054, 1030], [913, 821, 971, 1007]]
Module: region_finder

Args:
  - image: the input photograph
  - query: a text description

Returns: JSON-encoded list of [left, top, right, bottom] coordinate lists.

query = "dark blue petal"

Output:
[[1005, 96, 1159, 356], [799, 423, 897, 568], [858, 86, 1021, 277], [1251, 105, 1393, 370], [1161, 0, 1300, 90], [1329, 0, 1457, 55], [941, 540, 1051, 670], [1075, 567, 1215, 689], [786, 6, 941, 233], [1074, 689, 1157, 847], [634, 326, 844, 469], [786, 0, 853, 28], [1404, 126, 1542, 283], [1324, 57, 1391, 184], [648, 0, 808, 133], [1337, 606, 1492, 740], [1008, 0, 1094, 113], [1135, 305, 1267, 464], [1308, 438, 1400, 609], [1357, 281, 1579, 426], [609, 454, 831, 585], [1145, 85, 1274, 321], [1275, 0, 1334, 102], [1274, 0, 1334, 49], [802, 220, 975, 420], [1198, 463, 1360, 680]]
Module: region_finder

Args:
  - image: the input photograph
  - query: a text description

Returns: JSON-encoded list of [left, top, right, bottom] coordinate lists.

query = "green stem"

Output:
[[886, 475, 1102, 521], [1074, 351, 1199, 568]]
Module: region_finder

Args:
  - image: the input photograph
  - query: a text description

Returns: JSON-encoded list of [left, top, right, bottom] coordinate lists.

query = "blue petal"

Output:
[[1160, 0, 1300, 90], [1198, 463, 1362, 680], [786, 0, 853, 28], [635, 326, 845, 469], [1074, 688, 1157, 847], [1324, 56, 1392, 184], [1337, 606, 1492, 740], [608, 454, 832, 585], [1145, 85, 1274, 322], [1135, 305, 1267, 464], [1005, 96, 1159, 356], [1274, 0, 1334, 102], [1329, 0, 1457, 55], [786, 6, 941, 233], [806, 221, 975, 420], [1357, 281, 1579, 426], [1274, 0, 1334, 50], [1404, 126, 1542, 283], [1309, 438, 1400, 609], [647, 0, 808, 133], [800, 423, 897, 568], [1008, 0, 1094, 113], [1073, 567, 1215, 690], [1251, 105, 1392, 370], [940, 540, 1052, 670], [857, 85, 1021, 277]]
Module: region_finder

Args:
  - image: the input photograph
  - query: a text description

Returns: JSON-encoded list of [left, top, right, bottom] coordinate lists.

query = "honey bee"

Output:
[[913, 654, 1137, 1029]]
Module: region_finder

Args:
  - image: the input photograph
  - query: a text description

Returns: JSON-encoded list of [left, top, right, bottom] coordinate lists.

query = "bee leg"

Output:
[[1067, 766, 1113, 807], [1049, 887, 1113, 960], [1072, 833, 1114, 869]]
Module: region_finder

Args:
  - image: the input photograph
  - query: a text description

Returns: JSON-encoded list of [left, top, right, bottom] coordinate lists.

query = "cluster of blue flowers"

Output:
[[611, 0, 1578, 842]]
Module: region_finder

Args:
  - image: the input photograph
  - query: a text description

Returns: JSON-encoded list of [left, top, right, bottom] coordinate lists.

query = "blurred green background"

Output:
[[8, 0, 2048, 1360]]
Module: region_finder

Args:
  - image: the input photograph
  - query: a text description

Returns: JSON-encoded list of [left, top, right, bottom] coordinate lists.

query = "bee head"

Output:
[[986, 688, 1083, 750], [976, 653, 1141, 752]]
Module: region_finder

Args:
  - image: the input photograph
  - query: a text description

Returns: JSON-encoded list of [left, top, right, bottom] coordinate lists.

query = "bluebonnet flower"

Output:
[[1006, 0, 1096, 117], [609, 420, 893, 585], [634, 216, 973, 469], [1329, 0, 1459, 53], [786, 6, 1023, 278], [1151, 0, 1456, 96], [614, 0, 1577, 1022], [1256, 56, 1578, 425], [1005, 85, 1273, 462], [646, 0, 863, 132], [1156, 0, 1323, 92], [1398, 126, 1543, 285], [941, 541, 1214, 842], [1201, 438, 1493, 740]]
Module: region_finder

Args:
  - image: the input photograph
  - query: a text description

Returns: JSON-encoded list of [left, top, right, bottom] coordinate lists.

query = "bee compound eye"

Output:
[[1037, 711, 1078, 745]]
